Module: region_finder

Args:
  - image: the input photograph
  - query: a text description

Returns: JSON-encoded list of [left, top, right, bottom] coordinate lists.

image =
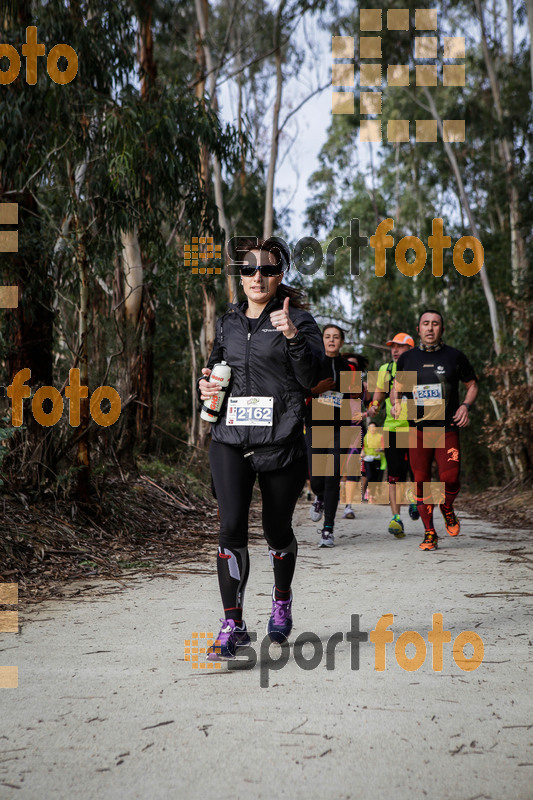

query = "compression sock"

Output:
[[217, 545, 250, 619], [223, 608, 243, 624], [443, 483, 460, 510], [268, 536, 298, 595], [417, 498, 434, 530]]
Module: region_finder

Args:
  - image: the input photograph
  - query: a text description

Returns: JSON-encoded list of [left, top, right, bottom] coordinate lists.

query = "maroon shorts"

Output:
[[408, 428, 460, 487]]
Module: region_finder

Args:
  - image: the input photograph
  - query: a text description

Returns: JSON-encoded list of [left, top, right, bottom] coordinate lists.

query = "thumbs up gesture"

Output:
[[270, 296, 298, 339]]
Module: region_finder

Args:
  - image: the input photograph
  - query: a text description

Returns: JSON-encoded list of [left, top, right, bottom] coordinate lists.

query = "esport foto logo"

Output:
[[187, 613, 484, 688]]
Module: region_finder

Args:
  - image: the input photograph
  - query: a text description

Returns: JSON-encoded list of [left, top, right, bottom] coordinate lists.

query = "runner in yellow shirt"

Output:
[[362, 422, 386, 486], [368, 332, 418, 537]]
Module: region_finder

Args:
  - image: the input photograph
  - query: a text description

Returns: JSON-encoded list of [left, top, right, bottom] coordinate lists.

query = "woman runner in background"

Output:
[[341, 353, 370, 515], [305, 326, 362, 547]]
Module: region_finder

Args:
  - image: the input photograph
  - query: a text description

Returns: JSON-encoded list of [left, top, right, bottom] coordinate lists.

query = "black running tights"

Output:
[[305, 426, 342, 528], [209, 440, 307, 620]]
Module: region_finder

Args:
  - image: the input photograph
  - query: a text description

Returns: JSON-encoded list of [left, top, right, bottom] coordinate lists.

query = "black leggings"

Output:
[[305, 426, 344, 528], [209, 440, 307, 619], [365, 459, 383, 484]]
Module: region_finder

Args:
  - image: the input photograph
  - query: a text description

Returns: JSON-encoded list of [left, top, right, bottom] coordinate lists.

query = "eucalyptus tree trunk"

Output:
[[474, 0, 531, 448], [119, 227, 154, 457], [422, 88, 502, 356], [185, 291, 198, 446], [237, 33, 246, 197], [75, 220, 91, 501], [194, 0, 238, 305], [263, 0, 286, 240], [525, 0, 533, 90], [474, 0, 528, 305], [117, 2, 157, 462], [122, 229, 143, 324]]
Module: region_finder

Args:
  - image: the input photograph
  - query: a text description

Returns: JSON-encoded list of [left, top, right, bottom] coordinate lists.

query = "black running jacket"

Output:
[[203, 297, 324, 467]]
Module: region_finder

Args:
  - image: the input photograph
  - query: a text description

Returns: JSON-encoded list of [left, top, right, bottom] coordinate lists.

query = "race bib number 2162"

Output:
[[226, 396, 274, 426]]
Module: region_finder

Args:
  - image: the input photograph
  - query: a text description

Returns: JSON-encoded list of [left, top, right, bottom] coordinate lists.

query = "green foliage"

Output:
[[302, 0, 532, 484], [0, 419, 18, 486], [0, 0, 243, 490]]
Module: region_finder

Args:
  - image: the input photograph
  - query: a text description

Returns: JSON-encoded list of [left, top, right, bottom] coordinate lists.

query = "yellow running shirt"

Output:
[[376, 361, 409, 432]]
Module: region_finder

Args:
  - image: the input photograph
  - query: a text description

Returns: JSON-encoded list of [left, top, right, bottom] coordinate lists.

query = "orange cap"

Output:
[[386, 332, 415, 347]]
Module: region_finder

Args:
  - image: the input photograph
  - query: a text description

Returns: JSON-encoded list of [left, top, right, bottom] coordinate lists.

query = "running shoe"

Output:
[[342, 505, 355, 519], [310, 498, 324, 522], [267, 588, 293, 643], [388, 514, 405, 538], [439, 504, 460, 536], [408, 503, 420, 521], [207, 619, 251, 660], [419, 530, 439, 551], [318, 528, 335, 548]]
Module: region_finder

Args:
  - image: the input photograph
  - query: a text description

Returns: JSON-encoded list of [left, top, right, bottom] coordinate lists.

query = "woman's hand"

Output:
[[199, 367, 220, 401], [270, 297, 298, 339]]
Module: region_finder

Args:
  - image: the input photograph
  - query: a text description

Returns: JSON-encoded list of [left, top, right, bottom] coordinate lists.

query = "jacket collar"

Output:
[[418, 341, 444, 352], [228, 297, 281, 321]]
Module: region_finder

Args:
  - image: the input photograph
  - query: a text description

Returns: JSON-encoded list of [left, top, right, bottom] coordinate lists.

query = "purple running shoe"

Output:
[[267, 588, 293, 643], [207, 619, 251, 660]]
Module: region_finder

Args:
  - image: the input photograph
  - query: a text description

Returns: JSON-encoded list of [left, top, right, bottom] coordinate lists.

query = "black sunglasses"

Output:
[[239, 264, 284, 277]]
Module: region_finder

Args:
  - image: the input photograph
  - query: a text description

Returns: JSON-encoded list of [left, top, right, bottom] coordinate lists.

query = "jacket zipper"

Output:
[[242, 301, 276, 395], [242, 301, 277, 448], [244, 331, 252, 448], [245, 331, 252, 394]]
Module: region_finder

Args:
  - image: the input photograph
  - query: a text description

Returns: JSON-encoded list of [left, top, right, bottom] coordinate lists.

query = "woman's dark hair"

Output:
[[275, 282, 308, 309], [323, 324, 345, 341], [343, 352, 369, 371], [231, 236, 308, 309]]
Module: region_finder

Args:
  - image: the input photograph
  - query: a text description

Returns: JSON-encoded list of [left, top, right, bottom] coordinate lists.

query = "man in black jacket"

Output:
[[393, 309, 478, 551]]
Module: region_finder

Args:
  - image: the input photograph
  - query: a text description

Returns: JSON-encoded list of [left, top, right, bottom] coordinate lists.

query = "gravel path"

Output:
[[1, 499, 532, 799]]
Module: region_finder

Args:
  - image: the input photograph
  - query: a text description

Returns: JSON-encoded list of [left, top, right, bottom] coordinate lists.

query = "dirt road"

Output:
[[1, 500, 531, 799]]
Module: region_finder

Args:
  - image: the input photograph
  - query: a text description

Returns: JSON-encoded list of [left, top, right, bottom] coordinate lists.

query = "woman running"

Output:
[[199, 238, 323, 659], [305, 326, 362, 547], [341, 353, 369, 516]]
